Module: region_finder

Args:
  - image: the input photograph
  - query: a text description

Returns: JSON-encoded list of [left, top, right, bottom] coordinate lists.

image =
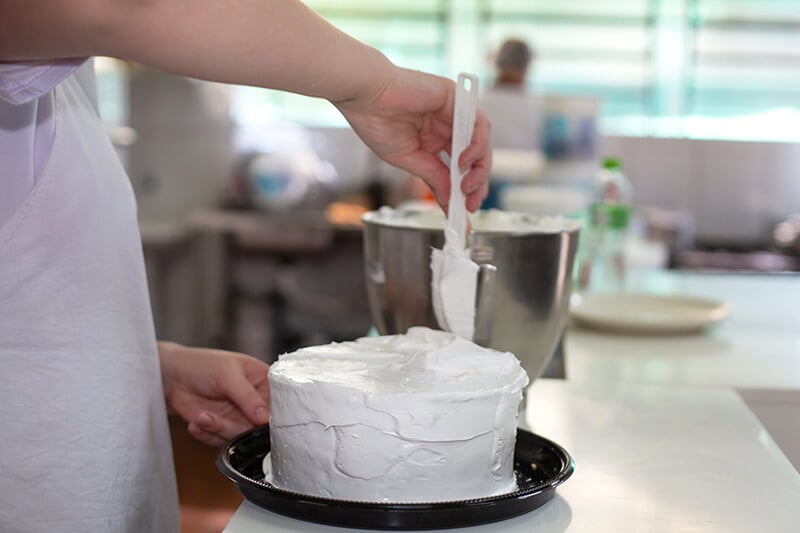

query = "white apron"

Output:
[[0, 63, 179, 531]]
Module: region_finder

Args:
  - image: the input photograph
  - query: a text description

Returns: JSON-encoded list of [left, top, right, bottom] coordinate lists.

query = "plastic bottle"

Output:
[[576, 157, 633, 293]]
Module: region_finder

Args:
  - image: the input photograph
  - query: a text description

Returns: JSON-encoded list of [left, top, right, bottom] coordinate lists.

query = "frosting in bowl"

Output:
[[365, 206, 581, 234]]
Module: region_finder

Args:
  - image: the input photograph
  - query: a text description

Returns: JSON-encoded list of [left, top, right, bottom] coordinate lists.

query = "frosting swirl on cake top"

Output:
[[271, 326, 528, 396]]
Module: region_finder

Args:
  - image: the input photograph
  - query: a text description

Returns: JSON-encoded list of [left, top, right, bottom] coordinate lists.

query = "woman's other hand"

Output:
[[158, 342, 270, 447]]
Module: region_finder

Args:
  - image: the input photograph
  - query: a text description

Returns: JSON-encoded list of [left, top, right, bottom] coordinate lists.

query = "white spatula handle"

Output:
[[445, 73, 479, 248]]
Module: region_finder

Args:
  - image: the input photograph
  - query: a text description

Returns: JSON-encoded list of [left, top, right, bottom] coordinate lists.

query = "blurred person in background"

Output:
[[0, 1, 491, 531], [479, 38, 542, 209], [480, 38, 540, 152]]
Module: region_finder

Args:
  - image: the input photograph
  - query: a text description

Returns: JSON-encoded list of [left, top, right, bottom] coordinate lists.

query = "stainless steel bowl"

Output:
[[362, 209, 581, 381]]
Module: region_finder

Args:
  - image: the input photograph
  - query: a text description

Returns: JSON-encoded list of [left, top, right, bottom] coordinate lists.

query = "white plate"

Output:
[[570, 292, 731, 334]]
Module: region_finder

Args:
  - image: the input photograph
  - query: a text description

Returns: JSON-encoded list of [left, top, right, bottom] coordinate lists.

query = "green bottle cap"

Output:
[[603, 157, 622, 170]]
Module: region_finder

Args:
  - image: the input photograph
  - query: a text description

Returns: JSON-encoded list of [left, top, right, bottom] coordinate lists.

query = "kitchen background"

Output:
[[95, 0, 800, 359], [92, 1, 799, 530]]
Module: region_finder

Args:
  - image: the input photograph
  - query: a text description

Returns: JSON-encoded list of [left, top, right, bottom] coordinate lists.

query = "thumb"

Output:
[[220, 365, 270, 425]]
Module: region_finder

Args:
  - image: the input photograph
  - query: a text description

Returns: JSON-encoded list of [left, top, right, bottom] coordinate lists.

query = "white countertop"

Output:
[[566, 271, 800, 390], [223, 379, 800, 533]]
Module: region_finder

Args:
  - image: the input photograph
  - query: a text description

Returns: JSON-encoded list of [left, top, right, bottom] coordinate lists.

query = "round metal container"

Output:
[[362, 209, 581, 381]]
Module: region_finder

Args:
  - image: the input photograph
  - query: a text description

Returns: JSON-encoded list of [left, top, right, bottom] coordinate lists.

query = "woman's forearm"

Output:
[[1, 0, 394, 103], [2, 0, 493, 209]]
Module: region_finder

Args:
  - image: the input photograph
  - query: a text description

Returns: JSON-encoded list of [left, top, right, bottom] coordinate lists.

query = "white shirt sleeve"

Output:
[[0, 58, 87, 104]]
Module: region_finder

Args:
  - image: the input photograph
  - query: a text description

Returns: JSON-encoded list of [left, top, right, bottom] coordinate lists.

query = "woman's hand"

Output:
[[158, 341, 270, 447], [335, 67, 492, 212]]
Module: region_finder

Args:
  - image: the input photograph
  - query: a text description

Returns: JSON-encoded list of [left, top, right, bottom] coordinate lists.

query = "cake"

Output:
[[264, 326, 529, 503]]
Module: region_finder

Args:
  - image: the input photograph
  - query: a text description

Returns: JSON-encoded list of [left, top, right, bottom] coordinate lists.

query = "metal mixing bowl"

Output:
[[362, 208, 581, 382]]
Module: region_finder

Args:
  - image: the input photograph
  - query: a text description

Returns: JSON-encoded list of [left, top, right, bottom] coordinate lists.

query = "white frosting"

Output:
[[265, 327, 529, 503], [367, 206, 582, 234], [430, 229, 479, 340]]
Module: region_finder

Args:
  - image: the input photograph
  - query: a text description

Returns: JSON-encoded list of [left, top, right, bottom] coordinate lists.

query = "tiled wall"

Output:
[[128, 68, 234, 224], [126, 69, 800, 248], [308, 130, 800, 246], [600, 136, 800, 246]]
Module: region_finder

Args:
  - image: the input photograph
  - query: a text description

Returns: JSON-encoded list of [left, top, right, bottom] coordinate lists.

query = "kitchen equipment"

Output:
[[217, 424, 574, 530], [431, 73, 480, 339], [244, 147, 337, 211], [774, 213, 800, 256], [362, 209, 581, 382]]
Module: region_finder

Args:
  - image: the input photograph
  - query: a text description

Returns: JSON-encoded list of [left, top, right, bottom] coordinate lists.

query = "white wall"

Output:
[[306, 130, 800, 246], [303, 129, 800, 246], [124, 66, 800, 249], [128, 68, 234, 224], [599, 136, 800, 246]]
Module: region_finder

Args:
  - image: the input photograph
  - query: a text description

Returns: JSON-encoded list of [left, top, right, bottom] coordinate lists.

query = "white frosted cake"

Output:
[[265, 327, 529, 503]]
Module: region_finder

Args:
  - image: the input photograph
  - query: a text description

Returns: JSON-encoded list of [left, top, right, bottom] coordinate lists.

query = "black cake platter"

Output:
[[217, 424, 574, 530]]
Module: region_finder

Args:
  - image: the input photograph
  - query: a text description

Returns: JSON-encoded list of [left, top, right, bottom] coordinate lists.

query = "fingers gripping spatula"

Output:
[[431, 73, 480, 340]]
